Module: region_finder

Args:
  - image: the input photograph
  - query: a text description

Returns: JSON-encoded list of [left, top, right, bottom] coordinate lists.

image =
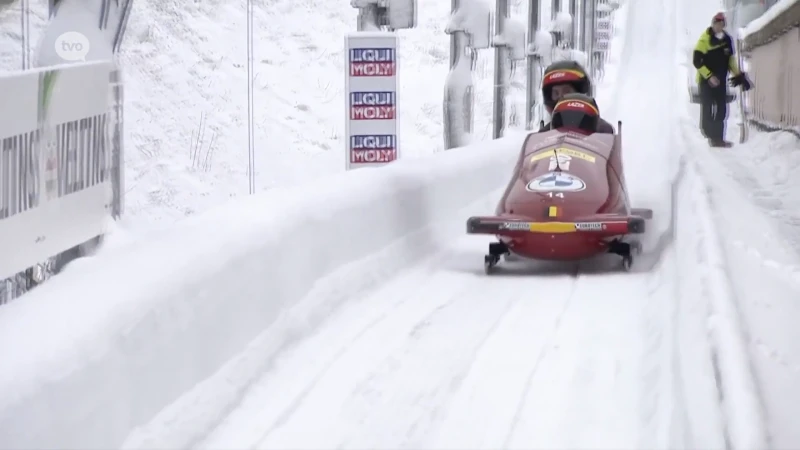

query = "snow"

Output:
[[680, 0, 800, 446], [446, 0, 493, 49], [552, 11, 573, 33], [742, 0, 799, 36], [0, 132, 526, 449], [3, 0, 800, 446], [529, 29, 554, 56], [443, 43, 476, 148], [681, 91, 800, 448], [501, 17, 527, 60], [0, 0, 497, 234], [597, 3, 613, 13]]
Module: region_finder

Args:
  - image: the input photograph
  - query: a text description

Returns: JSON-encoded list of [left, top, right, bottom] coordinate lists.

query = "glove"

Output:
[[729, 72, 753, 91]]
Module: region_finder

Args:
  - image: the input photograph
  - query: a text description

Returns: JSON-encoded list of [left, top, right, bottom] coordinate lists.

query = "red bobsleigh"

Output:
[[466, 94, 653, 273]]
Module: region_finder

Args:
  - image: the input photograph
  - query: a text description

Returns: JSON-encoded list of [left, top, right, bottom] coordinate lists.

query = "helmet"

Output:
[[541, 60, 593, 111], [712, 12, 726, 25], [551, 93, 600, 133]]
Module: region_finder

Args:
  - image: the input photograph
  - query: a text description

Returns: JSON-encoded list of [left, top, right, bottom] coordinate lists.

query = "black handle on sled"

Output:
[[618, 120, 622, 134], [540, 120, 545, 131]]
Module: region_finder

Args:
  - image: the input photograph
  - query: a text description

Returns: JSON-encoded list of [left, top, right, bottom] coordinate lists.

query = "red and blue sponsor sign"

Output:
[[350, 134, 397, 163], [349, 91, 395, 120], [349, 48, 395, 77]]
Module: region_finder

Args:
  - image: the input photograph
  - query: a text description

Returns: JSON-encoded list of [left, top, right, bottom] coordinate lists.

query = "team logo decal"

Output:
[[548, 154, 571, 171], [526, 172, 586, 192]]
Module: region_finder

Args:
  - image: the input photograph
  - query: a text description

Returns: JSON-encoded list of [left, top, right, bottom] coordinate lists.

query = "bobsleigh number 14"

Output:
[[466, 119, 653, 274]]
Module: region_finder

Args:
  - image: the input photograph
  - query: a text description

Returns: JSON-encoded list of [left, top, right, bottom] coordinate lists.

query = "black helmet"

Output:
[[550, 93, 600, 133], [541, 60, 593, 110]]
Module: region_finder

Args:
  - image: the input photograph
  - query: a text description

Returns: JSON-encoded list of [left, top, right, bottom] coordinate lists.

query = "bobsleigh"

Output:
[[466, 95, 652, 273]]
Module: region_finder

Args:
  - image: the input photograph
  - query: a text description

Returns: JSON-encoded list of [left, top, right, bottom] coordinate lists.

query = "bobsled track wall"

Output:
[[0, 129, 767, 449], [0, 133, 523, 448]]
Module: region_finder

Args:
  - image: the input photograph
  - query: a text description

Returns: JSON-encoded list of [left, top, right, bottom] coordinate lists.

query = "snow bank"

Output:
[[675, 159, 768, 449], [742, 0, 799, 36], [0, 133, 526, 449], [688, 130, 800, 447]]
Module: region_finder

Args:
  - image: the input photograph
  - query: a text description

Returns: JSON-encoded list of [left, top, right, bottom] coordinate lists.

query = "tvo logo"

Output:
[[54, 32, 90, 62]]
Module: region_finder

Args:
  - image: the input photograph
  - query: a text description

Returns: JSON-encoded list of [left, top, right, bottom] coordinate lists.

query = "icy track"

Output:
[[0, 0, 775, 448]]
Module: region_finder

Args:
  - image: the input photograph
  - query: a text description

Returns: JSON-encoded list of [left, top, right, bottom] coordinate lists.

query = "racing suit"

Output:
[[693, 27, 740, 143], [538, 117, 616, 134]]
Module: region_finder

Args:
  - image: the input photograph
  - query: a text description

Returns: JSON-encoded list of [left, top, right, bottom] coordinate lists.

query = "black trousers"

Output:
[[698, 81, 728, 140]]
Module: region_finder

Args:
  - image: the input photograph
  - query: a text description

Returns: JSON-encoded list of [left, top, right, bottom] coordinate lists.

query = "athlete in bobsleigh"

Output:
[[537, 60, 616, 134], [547, 93, 609, 134]]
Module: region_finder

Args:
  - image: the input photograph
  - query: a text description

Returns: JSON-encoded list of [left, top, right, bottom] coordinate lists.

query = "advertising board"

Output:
[[345, 32, 399, 169], [595, 17, 611, 51]]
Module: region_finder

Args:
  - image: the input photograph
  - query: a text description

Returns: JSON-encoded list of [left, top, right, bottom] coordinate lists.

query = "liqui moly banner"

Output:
[[344, 32, 399, 170], [595, 17, 612, 51]]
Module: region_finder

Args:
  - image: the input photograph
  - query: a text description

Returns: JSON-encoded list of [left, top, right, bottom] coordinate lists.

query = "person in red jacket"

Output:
[[537, 60, 615, 134]]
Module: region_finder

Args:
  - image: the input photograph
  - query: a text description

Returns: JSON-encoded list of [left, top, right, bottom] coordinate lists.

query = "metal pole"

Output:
[[525, 0, 540, 130], [21, 0, 30, 69], [449, 0, 459, 67], [492, 0, 509, 139], [588, 0, 596, 75], [584, 0, 593, 63], [111, 68, 125, 218], [579, 0, 587, 52], [358, 5, 381, 31], [569, 0, 578, 48], [246, 0, 255, 194], [444, 0, 475, 149]]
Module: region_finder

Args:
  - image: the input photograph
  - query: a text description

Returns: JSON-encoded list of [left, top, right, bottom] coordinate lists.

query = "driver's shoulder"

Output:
[[597, 116, 616, 134]]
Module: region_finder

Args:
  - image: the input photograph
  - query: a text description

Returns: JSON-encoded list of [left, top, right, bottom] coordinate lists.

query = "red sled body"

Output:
[[467, 122, 652, 273]]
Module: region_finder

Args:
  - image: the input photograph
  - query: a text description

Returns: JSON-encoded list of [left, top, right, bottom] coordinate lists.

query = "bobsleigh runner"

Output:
[[467, 93, 653, 274]]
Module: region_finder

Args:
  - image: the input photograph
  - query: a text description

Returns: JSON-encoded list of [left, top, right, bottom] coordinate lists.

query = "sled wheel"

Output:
[[484, 255, 499, 274]]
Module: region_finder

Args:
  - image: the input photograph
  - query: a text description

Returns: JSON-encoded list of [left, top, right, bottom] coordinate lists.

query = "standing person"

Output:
[[693, 12, 752, 147]]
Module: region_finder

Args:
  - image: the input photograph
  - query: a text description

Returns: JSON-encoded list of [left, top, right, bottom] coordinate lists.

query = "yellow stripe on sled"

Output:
[[530, 148, 596, 163], [529, 222, 576, 233]]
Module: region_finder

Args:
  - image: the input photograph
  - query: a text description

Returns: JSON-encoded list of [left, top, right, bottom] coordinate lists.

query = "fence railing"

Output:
[[0, 60, 121, 303], [742, 0, 800, 134]]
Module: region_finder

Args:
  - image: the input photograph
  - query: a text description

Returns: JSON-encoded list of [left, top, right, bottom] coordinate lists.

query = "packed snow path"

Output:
[[199, 239, 685, 449]]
